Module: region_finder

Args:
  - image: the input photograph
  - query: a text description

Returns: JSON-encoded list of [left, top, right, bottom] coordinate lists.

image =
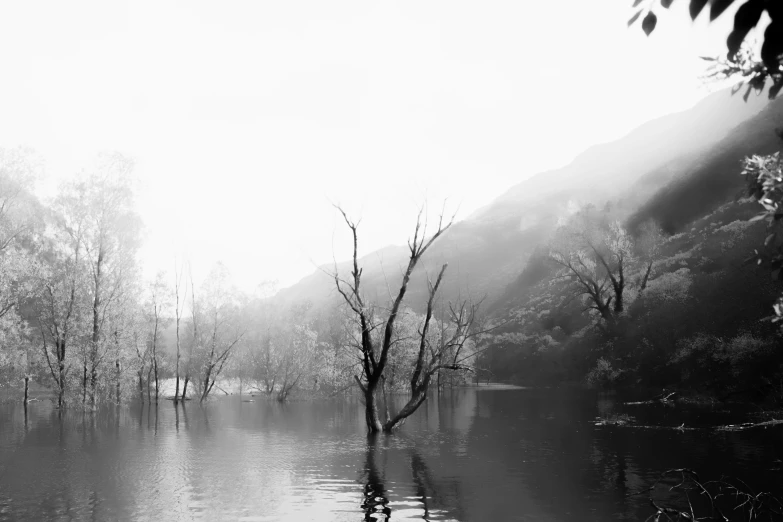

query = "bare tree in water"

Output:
[[334, 206, 486, 433], [191, 263, 245, 403], [145, 271, 170, 403], [173, 257, 187, 404]]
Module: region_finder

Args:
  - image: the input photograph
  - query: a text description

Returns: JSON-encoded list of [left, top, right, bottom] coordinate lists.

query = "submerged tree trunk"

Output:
[[23, 376, 29, 405], [383, 378, 430, 433], [58, 340, 66, 409], [363, 382, 383, 433]]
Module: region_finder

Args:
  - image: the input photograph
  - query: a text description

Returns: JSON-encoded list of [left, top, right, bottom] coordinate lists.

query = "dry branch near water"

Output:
[[641, 468, 783, 522], [625, 391, 677, 405], [593, 417, 783, 432]]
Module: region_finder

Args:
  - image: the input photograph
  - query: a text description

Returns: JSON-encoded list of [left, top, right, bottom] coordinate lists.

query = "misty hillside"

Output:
[[276, 88, 779, 315], [629, 95, 783, 232]]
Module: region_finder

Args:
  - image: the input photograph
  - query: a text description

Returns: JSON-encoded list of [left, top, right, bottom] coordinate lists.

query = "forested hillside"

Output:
[[275, 88, 783, 399]]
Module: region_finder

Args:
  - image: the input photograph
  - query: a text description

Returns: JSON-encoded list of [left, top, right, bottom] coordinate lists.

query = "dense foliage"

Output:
[[482, 187, 783, 401]]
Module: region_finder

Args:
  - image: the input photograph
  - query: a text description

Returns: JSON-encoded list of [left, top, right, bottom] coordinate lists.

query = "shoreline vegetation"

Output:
[[5, 376, 782, 428]]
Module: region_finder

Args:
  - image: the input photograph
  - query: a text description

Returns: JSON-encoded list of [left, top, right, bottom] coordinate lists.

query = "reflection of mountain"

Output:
[[275, 90, 781, 317]]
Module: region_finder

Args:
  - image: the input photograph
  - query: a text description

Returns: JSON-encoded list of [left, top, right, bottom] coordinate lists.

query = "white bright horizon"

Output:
[[0, 1, 755, 293]]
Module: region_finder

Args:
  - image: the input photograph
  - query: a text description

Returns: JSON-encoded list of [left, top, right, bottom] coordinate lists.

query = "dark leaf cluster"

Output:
[[629, 0, 783, 98]]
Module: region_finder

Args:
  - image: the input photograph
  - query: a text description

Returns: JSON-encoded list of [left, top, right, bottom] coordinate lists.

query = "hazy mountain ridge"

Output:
[[275, 88, 778, 317]]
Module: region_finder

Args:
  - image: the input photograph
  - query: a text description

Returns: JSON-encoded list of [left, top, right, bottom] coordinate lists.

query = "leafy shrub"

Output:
[[671, 333, 781, 399], [586, 357, 623, 389]]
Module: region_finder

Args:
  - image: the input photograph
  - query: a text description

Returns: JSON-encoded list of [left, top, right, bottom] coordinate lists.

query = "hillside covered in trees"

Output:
[[275, 87, 783, 402]]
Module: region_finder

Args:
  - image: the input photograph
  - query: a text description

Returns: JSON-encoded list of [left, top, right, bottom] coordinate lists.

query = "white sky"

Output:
[[0, 0, 750, 292]]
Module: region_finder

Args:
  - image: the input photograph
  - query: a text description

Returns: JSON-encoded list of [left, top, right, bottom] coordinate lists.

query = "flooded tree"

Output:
[[334, 207, 451, 432], [270, 321, 318, 401], [0, 148, 42, 404], [132, 316, 150, 401], [145, 272, 171, 403], [191, 263, 246, 403], [54, 154, 142, 410], [334, 207, 486, 433], [35, 208, 89, 409], [384, 274, 483, 430], [172, 259, 187, 404]]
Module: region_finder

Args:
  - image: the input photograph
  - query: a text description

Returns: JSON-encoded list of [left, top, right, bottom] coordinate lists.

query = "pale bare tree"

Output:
[[146, 271, 171, 403], [550, 207, 663, 323], [636, 219, 665, 292], [35, 207, 89, 409], [191, 263, 246, 403], [55, 153, 142, 410], [173, 258, 187, 404]]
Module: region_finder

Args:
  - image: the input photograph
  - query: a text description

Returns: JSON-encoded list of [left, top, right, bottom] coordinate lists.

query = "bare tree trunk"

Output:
[[384, 382, 429, 433], [174, 262, 184, 405], [89, 364, 98, 411], [182, 375, 189, 401], [23, 376, 29, 405], [334, 208, 452, 434], [201, 366, 212, 403], [639, 260, 653, 292], [115, 358, 121, 405], [58, 340, 66, 409], [82, 362, 88, 406], [147, 366, 152, 405], [151, 306, 160, 403], [90, 250, 103, 412], [153, 359, 159, 403], [364, 382, 383, 433], [381, 377, 391, 425]]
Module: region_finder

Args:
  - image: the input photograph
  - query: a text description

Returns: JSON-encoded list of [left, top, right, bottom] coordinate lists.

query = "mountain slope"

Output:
[[629, 95, 783, 232], [275, 88, 778, 315]]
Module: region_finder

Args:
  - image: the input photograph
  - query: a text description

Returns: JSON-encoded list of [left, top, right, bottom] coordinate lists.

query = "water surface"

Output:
[[1, 387, 781, 521]]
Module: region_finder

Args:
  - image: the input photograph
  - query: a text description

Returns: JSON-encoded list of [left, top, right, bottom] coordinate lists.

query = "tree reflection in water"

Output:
[[361, 434, 391, 521], [360, 433, 461, 521]]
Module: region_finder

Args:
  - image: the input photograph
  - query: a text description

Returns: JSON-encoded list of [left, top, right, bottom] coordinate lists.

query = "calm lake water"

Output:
[[1, 386, 782, 521]]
